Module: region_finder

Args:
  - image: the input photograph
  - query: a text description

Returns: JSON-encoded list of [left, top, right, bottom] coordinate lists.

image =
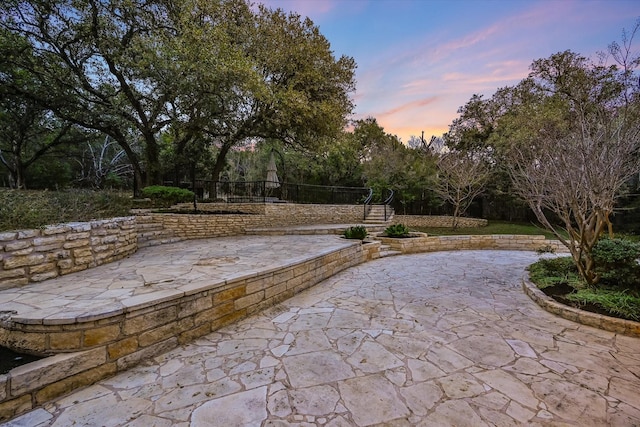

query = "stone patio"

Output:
[[4, 249, 639, 426]]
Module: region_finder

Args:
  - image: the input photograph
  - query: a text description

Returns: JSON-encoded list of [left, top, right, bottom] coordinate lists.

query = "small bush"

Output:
[[384, 223, 410, 238], [141, 186, 194, 207], [593, 237, 640, 289], [344, 225, 368, 240]]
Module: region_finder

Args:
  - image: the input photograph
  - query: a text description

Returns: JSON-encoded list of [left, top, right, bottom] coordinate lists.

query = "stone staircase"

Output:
[[378, 243, 402, 258], [364, 204, 394, 224]]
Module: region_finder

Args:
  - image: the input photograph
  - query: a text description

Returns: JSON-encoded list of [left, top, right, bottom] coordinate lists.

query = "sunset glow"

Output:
[[261, 0, 638, 142]]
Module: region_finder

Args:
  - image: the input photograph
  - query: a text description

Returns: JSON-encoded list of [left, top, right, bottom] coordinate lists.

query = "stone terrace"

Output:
[[4, 250, 640, 426], [0, 235, 377, 420]]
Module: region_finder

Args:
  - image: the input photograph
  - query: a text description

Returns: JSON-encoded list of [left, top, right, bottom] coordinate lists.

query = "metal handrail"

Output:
[[363, 188, 373, 221], [383, 189, 394, 205], [203, 181, 370, 205], [383, 189, 394, 221]]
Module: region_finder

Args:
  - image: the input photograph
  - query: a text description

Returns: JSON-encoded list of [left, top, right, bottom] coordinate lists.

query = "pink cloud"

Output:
[[376, 97, 440, 120]]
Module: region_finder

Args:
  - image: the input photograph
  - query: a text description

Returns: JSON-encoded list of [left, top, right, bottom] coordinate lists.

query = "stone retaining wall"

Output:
[[393, 215, 488, 228], [264, 204, 364, 226], [143, 213, 258, 240], [0, 242, 370, 421], [376, 234, 567, 254], [0, 218, 137, 291], [173, 203, 364, 226]]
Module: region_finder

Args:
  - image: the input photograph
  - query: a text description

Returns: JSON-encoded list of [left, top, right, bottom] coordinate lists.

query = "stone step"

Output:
[[379, 244, 402, 257], [364, 205, 394, 223]]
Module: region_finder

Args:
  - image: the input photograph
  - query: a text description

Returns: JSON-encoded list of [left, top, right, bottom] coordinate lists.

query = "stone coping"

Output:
[[1, 236, 379, 421], [522, 278, 640, 337], [0, 236, 367, 353]]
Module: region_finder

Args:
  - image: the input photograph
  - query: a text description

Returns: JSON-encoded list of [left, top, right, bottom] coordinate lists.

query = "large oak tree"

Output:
[[0, 0, 356, 192]]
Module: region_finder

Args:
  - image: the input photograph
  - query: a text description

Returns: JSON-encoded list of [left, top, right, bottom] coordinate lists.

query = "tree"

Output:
[[203, 5, 357, 185], [434, 150, 491, 228], [0, 28, 85, 188], [75, 136, 133, 189], [504, 49, 640, 285], [0, 0, 186, 190], [1, 0, 356, 194], [0, 95, 83, 189], [358, 118, 437, 208]]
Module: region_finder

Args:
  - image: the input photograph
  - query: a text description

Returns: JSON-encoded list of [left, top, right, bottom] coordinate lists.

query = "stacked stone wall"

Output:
[[137, 204, 364, 246], [173, 202, 266, 215], [263, 204, 363, 226], [0, 218, 137, 290], [172, 203, 363, 225], [0, 243, 367, 420], [376, 234, 567, 254], [145, 213, 257, 239], [393, 215, 488, 228]]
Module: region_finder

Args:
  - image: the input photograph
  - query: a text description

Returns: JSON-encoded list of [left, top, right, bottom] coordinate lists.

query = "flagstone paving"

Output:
[[4, 250, 640, 426]]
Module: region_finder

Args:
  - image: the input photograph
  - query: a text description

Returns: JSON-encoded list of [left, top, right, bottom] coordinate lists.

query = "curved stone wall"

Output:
[[393, 215, 488, 228], [0, 218, 137, 291]]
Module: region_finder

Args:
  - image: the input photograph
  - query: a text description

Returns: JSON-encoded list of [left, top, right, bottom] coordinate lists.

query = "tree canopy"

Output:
[[0, 0, 356, 191], [445, 26, 640, 283]]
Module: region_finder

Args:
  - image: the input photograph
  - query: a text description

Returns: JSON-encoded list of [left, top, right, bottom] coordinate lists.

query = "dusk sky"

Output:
[[261, 0, 638, 143]]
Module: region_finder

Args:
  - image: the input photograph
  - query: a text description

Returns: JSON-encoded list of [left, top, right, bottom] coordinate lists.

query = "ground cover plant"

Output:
[[0, 189, 132, 232], [527, 238, 640, 321]]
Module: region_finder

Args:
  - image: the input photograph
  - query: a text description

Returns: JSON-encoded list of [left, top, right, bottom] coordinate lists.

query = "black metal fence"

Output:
[[203, 181, 370, 205]]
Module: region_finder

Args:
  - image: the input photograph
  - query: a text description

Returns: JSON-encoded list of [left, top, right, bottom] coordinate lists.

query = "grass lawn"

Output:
[[412, 221, 559, 240]]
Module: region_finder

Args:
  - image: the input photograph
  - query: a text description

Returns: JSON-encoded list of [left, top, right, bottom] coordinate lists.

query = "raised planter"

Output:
[[522, 278, 640, 337]]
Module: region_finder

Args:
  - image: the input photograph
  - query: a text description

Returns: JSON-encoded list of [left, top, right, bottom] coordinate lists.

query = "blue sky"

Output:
[[261, 0, 639, 143]]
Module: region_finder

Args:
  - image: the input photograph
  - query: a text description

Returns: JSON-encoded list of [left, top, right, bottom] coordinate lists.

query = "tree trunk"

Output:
[[15, 164, 26, 189], [210, 142, 233, 199], [144, 134, 163, 186], [452, 204, 460, 229], [114, 138, 144, 197], [211, 142, 233, 182]]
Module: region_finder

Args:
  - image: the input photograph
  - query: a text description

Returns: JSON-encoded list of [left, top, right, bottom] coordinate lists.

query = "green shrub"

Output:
[[0, 189, 132, 232], [527, 257, 584, 289], [344, 225, 368, 240], [593, 237, 640, 289], [384, 223, 410, 238], [141, 186, 194, 207]]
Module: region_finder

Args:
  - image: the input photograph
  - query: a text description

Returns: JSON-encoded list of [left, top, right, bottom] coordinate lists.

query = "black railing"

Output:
[[202, 181, 370, 205], [363, 188, 374, 221], [362, 188, 395, 221], [383, 189, 394, 221]]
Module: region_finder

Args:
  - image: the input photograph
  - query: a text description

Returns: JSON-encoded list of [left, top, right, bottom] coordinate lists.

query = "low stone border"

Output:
[[374, 233, 567, 254], [393, 215, 488, 228], [521, 279, 640, 337]]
